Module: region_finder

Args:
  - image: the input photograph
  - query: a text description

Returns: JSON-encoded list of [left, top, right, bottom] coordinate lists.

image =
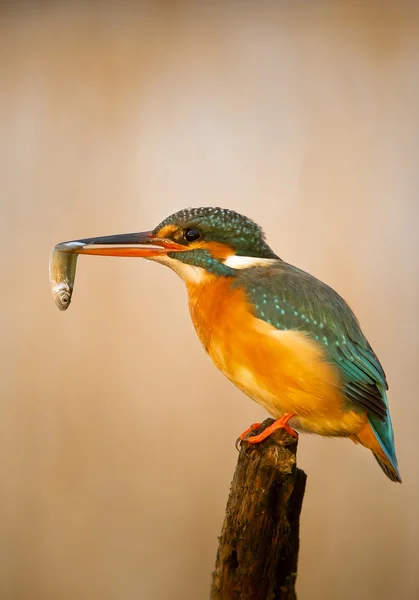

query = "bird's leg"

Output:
[[235, 422, 262, 450], [241, 413, 298, 445]]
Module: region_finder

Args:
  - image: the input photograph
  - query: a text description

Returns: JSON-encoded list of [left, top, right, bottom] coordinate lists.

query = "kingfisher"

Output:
[[68, 207, 401, 482]]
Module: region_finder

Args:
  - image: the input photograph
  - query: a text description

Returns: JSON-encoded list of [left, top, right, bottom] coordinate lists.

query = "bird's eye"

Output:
[[184, 228, 201, 242]]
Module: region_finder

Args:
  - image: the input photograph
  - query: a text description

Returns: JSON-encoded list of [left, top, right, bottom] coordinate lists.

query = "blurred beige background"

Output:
[[1, 1, 419, 599]]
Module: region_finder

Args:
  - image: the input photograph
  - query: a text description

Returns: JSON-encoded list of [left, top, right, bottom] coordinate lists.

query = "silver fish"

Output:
[[49, 242, 84, 311]]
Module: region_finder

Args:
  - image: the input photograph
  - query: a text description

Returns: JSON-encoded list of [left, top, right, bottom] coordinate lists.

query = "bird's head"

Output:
[[67, 207, 278, 283]]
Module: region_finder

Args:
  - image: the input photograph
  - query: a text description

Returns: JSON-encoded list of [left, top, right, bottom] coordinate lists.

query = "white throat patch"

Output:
[[223, 255, 278, 269], [150, 255, 207, 284]]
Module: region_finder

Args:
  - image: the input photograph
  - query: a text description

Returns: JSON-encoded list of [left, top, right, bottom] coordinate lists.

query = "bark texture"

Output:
[[211, 419, 307, 600]]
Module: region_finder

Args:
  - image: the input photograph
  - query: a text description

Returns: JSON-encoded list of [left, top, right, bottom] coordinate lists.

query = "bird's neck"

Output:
[[160, 248, 280, 281], [152, 248, 280, 286]]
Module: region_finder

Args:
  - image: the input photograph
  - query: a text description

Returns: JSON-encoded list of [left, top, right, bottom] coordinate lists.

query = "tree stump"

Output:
[[211, 418, 307, 600]]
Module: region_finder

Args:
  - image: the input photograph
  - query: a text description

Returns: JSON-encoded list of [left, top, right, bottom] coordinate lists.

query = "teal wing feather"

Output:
[[234, 262, 388, 420]]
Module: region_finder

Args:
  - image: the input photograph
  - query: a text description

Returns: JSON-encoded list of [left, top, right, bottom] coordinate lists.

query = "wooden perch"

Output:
[[211, 418, 307, 600]]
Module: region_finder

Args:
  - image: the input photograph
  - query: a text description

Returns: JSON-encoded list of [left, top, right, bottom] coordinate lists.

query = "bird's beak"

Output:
[[56, 231, 185, 258]]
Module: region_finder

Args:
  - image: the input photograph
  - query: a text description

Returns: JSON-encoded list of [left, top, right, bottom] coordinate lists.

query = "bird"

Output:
[[71, 207, 401, 482]]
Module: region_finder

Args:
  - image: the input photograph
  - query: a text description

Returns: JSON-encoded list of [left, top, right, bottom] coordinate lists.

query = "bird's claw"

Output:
[[235, 422, 263, 451]]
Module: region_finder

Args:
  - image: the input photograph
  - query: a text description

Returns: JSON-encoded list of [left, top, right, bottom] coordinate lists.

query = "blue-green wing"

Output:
[[234, 262, 388, 420]]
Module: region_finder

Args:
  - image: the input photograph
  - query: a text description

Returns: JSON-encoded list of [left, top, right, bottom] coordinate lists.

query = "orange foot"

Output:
[[238, 413, 298, 448], [235, 422, 262, 451]]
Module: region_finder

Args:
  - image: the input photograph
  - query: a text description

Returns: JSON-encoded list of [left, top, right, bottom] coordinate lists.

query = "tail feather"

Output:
[[373, 454, 402, 483], [354, 388, 401, 483], [368, 413, 402, 483]]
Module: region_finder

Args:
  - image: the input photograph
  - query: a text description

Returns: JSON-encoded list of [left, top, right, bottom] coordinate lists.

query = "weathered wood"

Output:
[[211, 418, 306, 600]]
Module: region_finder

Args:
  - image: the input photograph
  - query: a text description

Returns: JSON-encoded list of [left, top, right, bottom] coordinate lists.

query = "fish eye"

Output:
[[184, 228, 201, 242]]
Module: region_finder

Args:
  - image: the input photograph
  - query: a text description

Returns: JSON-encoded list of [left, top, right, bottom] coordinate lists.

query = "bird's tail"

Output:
[[354, 403, 401, 483], [368, 412, 401, 482]]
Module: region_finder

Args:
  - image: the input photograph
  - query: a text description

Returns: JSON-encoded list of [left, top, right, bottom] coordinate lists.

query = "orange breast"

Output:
[[186, 276, 367, 437]]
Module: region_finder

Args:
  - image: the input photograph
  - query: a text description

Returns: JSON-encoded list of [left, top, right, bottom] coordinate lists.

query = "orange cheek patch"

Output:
[[192, 241, 235, 260], [152, 232, 235, 260]]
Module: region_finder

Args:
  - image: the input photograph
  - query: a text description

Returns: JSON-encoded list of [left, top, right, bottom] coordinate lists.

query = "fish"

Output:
[[49, 242, 84, 311]]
